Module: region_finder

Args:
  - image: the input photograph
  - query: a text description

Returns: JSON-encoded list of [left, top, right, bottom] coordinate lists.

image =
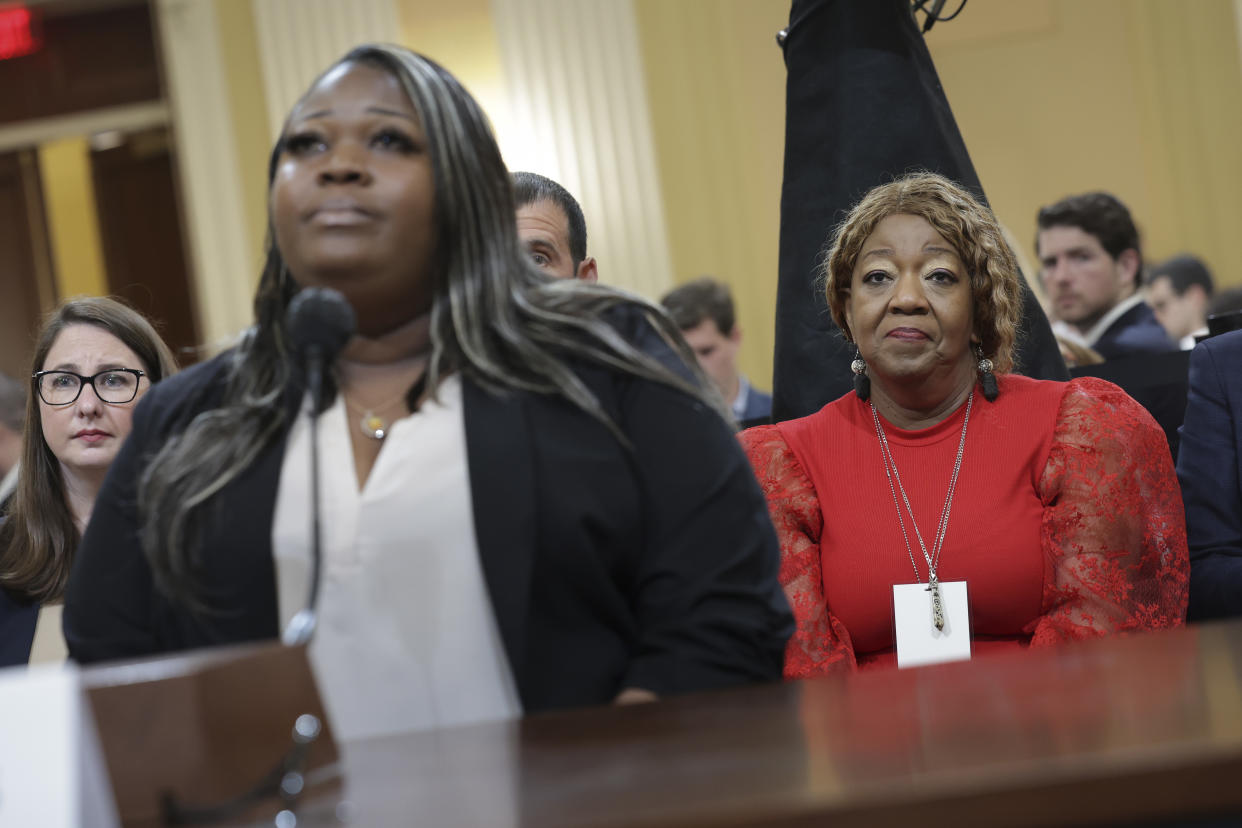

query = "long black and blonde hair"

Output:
[[0, 296, 177, 603], [138, 44, 718, 607]]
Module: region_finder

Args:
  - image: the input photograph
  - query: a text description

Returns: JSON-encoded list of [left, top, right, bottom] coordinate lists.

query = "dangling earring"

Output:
[[851, 348, 870, 401], [976, 344, 998, 401]]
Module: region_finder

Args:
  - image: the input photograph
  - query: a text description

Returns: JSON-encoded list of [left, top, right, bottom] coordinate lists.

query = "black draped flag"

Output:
[[772, 0, 1067, 422]]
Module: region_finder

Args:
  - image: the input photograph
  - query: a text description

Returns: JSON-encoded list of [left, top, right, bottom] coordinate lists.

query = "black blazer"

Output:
[[1094, 301, 1177, 361], [0, 515, 38, 668], [0, 593, 36, 668], [64, 315, 792, 712], [0, 589, 36, 668]]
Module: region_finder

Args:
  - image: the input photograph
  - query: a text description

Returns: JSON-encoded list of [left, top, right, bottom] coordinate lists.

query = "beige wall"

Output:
[[928, 0, 1242, 291], [189, 0, 1242, 366], [215, 0, 271, 277], [635, 0, 1242, 388], [634, 0, 787, 392], [635, 0, 1242, 390], [397, 0, 510, 140]]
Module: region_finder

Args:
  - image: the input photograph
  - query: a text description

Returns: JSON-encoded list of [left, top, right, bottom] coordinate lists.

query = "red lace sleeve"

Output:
[[1031, 378, 1189, 645], [740, 426, 858, 677]]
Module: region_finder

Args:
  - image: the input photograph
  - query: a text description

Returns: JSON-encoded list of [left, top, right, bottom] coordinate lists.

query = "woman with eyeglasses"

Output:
[[0, 296, 177, 667]]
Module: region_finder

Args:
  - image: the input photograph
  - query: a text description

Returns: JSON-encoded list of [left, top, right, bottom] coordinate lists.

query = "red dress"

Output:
[[741, 374, 1189, 677]]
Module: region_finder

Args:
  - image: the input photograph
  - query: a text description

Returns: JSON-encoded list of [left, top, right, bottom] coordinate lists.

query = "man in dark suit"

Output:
[[1036, 192, 1176, 361], [1179, 329, 1242, 620], [661, 276, 772, 423], [512, 171, 599, 283], [1146, 254, 1215, 350]]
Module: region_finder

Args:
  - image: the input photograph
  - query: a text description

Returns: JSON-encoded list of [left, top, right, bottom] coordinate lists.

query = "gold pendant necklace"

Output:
[[358, 410, 391, 441], [342, 372, 427, 441], [344, 396, 405, 441]]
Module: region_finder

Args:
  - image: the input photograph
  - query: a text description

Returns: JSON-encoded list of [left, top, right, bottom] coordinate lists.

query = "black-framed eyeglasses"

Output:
[[31, 369, 146, 405]]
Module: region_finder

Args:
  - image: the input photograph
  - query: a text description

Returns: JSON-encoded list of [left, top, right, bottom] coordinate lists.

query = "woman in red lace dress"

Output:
[[742, 173, 1188, 676]]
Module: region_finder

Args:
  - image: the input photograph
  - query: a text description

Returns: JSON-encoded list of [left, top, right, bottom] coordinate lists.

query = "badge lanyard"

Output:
[[870, 392, 973, 631]]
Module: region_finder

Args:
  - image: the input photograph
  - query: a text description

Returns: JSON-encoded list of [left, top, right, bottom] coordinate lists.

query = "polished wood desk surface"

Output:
[[294, 622, 1242, 827]]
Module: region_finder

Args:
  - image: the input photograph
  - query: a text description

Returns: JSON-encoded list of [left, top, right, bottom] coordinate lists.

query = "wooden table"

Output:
[[291, 621, 1242, 827]]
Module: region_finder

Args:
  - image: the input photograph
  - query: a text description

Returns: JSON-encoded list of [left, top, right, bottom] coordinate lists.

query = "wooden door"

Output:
[[91, 127, 200, 365], [0, 149, 54, 378]]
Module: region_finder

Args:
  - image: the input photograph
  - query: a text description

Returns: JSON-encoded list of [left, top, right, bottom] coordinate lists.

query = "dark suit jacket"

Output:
[[0, 520, 38, 669], [1070, 349, 1189, 461], [0, 517, 38, 668], [1179, 329, 1242, 620], [738, 382, 773, 423], [0, 591, 36, 668], [1094, 301, 1177, 361], [64, 314, 793, 712]]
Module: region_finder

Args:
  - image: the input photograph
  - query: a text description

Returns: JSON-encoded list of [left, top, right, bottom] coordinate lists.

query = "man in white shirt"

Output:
[[1146, 254, 1215, 350], [1036, 192, 1176, 361]]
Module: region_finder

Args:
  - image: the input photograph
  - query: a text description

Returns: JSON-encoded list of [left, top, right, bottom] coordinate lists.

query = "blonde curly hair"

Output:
[[822, 172, 1022, 373]]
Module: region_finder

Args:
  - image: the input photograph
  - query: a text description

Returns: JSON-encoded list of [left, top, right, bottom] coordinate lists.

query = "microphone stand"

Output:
[[162, 288, 354, 825], [283, 345, 327, 647], [281, 287, 355, 644], [161, 356, 335, 824]]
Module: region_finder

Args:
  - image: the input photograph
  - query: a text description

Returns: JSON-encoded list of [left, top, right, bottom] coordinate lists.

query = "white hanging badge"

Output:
[[893, 580, 971, 668]]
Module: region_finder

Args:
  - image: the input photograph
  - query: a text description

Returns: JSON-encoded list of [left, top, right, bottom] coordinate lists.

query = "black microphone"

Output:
[[286, 287, 356, 401], [283, 287, 355, 646]]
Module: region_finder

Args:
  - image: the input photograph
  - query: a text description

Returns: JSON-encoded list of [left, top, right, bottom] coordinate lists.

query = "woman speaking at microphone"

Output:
[[64, 44, 791, 738]]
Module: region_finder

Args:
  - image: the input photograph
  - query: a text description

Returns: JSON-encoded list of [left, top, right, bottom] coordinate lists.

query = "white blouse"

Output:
[[271, 375, 522, 741]]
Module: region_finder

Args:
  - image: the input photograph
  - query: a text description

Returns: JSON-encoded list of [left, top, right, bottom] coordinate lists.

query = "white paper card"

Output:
[[0, 663, 119, 827], [893, 580, 971, 668]]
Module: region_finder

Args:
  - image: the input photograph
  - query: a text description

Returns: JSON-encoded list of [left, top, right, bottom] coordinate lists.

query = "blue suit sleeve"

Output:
[[1179, 336, 1242, 620]]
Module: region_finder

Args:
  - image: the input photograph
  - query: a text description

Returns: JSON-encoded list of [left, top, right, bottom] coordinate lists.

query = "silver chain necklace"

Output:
[[870, 391, 973, 631]]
